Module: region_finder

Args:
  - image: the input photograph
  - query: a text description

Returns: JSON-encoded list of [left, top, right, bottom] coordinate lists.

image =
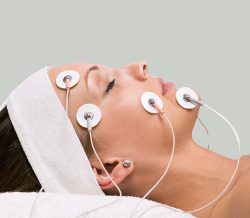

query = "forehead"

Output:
[[48, 63, 114, 80]]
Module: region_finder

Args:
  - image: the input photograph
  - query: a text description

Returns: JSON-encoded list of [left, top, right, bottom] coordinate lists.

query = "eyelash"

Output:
[[105, 79, 116, 93]]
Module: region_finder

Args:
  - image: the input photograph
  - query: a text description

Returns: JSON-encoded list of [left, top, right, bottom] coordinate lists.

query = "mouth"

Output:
[[158, 78, 174, 95]]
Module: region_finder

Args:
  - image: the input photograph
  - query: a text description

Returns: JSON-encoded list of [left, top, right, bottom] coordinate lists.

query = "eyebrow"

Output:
[[85, 65, 100, 89]]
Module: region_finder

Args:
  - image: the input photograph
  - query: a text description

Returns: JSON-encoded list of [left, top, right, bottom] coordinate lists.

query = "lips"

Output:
[[159, 78, 173, 95]]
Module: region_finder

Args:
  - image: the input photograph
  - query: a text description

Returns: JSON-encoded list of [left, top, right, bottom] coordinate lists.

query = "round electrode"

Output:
[[141, 92, 164, 114], [176, 87, 199, 109], [56, 70, 80, 89], [76, 103, 102, 129]]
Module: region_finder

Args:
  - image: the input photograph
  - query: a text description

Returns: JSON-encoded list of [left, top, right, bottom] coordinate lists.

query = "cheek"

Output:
[[93, 93, 200, 158], [94, 100, 170, 157]]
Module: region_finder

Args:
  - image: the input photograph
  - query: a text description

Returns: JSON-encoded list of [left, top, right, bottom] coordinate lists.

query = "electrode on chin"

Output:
[[176, 87, 202, 109]]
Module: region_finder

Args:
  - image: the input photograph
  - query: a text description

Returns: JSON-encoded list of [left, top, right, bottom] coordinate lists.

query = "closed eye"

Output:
[[105, 79, 116, 93]]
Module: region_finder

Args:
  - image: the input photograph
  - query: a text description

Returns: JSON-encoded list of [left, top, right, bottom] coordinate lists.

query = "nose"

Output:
[[125, 61, 149, 81]]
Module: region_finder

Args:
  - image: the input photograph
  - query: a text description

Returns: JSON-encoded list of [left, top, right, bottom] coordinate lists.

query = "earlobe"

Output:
[[92, 160, 134, 190]]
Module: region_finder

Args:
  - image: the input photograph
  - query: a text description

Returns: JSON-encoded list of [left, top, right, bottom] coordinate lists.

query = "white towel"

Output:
[[0, 192, 196, 218]]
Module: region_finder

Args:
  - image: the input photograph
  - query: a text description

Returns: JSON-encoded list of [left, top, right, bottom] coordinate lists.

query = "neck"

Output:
[[148, 139, 239, 217]]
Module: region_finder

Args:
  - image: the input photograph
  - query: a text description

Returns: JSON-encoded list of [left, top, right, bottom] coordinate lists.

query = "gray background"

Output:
[[0, 1, 249, 158]]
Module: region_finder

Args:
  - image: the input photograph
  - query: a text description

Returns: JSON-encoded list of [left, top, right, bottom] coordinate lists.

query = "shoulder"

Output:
[[211, 155, 250, 217], [227, 155, 250, 216], [235, 155, 250, 194], [238, 154, 250, 185]]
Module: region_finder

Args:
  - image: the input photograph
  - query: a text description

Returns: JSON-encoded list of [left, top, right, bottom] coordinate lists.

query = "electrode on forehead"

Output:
[[76, 103, 102, 129], [56, 70, 80, 89], [176, 87, 199, 109], [141, 92, 163, 114]]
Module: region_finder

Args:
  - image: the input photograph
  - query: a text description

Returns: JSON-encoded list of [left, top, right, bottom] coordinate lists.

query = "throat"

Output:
[[148, 143, 239, 217]]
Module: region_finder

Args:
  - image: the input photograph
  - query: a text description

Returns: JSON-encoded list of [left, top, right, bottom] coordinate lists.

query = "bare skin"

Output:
[[47, 61, 250, 218]]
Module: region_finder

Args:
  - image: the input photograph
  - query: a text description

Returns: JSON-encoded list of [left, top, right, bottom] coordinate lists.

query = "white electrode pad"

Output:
[[56, 70, 80, 89], [141, 92, 164, 114], [176, 87, 199, 109], [76, 103, 102, 128]]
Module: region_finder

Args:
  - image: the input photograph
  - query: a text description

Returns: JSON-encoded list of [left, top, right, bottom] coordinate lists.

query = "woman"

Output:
[[0, 61, 249, 217]]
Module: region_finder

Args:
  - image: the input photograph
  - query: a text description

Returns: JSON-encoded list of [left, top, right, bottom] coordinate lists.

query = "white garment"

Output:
[[0, 192, 196, 218]]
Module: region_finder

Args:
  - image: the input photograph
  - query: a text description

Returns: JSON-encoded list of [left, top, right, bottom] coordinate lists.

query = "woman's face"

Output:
[[49, 61, 200, 195]]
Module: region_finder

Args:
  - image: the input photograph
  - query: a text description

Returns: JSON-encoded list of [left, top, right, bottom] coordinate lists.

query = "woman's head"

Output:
[[48, 61, 201, 196]]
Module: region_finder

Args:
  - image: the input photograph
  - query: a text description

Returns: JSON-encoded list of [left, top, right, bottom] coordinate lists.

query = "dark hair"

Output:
[[0, 106, 42, 192]]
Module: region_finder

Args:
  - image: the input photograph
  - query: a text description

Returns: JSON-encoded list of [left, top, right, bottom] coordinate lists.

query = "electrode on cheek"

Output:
[[76, 104, 102, 131], [149, 98, 164, 114], [141, 92, 164, 114]]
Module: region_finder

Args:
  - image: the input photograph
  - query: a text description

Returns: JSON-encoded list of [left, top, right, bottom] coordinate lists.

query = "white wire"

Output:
[[143, 112, 175, 199], [134, 100, 241, 217], [184, 101, 241, 214], [74, 129, 123, 218], [129, 109, 176, 218], [66, 88, 123, 217], [66, 87, 70, 117], [88, 130, 122, 196]]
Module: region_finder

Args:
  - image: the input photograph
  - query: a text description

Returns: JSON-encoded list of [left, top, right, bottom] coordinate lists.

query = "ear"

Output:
[[92, 159, 134, 190]]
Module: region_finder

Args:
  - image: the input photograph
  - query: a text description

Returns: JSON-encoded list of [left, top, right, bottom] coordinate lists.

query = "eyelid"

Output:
[[105, 78, 116, 93]]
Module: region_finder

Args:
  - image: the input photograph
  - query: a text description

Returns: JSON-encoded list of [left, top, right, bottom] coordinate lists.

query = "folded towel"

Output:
[[0, 192, 196, 218]]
